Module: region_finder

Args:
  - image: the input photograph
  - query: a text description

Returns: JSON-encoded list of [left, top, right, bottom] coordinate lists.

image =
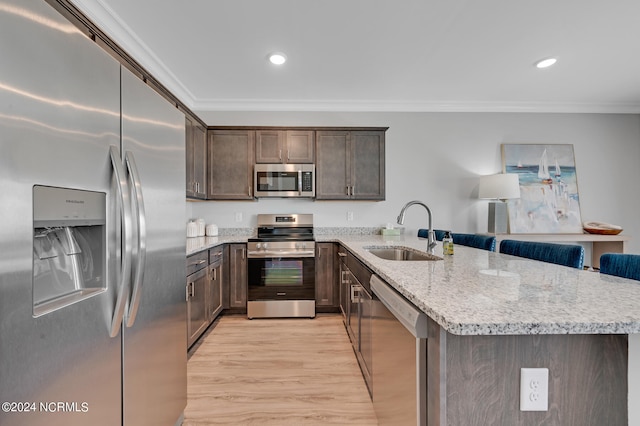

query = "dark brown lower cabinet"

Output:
[[315, 242, 339, 311], [227, 243, 247, 310], [427, 318, 627, 425]]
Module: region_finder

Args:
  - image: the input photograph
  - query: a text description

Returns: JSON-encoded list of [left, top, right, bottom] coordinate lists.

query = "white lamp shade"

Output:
[[478, 174, 521, 200]]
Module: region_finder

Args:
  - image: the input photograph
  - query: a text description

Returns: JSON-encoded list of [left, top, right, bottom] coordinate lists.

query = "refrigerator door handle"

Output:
[[109, 146, 133, 338], [125, 151, 147, 328]]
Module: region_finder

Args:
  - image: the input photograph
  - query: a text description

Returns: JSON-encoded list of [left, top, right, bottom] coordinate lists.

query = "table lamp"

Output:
[[478, 173, 520, 234]]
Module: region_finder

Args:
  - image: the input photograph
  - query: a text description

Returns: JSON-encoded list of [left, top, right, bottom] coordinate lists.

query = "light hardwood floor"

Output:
[[183, 314, 378, 425]]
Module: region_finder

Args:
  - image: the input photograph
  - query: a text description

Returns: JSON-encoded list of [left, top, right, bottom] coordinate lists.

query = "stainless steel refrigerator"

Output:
[[0, 1, 187, 425]]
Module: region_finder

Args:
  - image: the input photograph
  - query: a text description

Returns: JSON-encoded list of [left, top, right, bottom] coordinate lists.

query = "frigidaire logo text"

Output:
[[65, 199, 84, 204]]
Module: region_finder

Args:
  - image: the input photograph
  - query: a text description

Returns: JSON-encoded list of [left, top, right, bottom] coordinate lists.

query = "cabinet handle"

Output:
[[346, 186, 350, 196], [186, 283, 189, 301], [186, 282, 194, 300], [350, 284, 360, 303], [287, 149, 290, 161], [279, 149, 282, 161], [338, 252, 347, 258], [352, 185, 355, 196]]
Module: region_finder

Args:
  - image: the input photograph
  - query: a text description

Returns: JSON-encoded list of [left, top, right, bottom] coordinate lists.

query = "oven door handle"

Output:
[[247, 250, 316, 258]]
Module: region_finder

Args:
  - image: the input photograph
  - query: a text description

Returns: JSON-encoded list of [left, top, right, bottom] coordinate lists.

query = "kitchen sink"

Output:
[[365, 246, 442, 261]]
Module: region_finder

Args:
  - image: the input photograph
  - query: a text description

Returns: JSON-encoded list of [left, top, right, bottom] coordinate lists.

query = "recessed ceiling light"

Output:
[[535, 57, 557, 69], [268, 52, 287, 65]]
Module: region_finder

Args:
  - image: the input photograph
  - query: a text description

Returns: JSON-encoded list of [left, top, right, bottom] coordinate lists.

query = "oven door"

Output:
[[247, 256, 315, 301]]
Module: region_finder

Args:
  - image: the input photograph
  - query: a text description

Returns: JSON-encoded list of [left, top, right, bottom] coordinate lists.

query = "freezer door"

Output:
[[0, 1, 122, 425], [120, 67, 187, 426]]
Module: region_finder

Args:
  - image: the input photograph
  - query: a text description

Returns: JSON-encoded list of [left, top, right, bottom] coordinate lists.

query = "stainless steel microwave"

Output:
[[254, 164, 315, 198]]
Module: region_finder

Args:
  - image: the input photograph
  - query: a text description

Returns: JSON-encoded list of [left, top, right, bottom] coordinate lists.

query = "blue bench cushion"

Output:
[[599, 253, 640, 281], [417, 229, 446, 241], [417, 230, 496, 251], [499, 240, 584, 269], [451, 233, 496, 251]]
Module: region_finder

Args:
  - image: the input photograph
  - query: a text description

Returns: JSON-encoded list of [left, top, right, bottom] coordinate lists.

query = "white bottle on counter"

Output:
[[196, 218, 206, 237], [187, 221, 198, 238], [206, 224, 218, 236]]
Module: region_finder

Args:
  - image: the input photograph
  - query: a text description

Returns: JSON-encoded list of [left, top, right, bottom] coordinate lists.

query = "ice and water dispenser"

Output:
[[33, 185, 106, 316]]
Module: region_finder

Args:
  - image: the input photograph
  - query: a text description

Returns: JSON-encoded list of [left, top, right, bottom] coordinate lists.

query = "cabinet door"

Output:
[[338, 249, 349, 319], [255, 130, 284, 163], [208, 262, 223, 320], [187, 268, 209, 348], [185, 116, 196, 198], [207, 130, 254, 199], [286, 130, 314, 163], [315, 243, 337, 307], [351, 131, 385, 200], [315, 131, 350, 199], [359, 286, 373, 392], [192, 122, 207, 199], [347, 272, 360, 347], [228, 244, 247, 309]]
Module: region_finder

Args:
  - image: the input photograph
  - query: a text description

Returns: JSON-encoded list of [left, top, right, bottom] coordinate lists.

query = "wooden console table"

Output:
[[491, 233, 630, 268]]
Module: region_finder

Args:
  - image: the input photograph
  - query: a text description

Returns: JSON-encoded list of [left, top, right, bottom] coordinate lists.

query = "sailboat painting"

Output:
[[501, 144, 583, 233]]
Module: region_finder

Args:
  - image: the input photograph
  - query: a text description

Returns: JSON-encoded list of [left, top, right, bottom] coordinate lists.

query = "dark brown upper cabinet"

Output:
[[255, 130, 315, 164], [316, 129, 386, 200], [207, 129, 255, 200], [186, 115, 207, 199]]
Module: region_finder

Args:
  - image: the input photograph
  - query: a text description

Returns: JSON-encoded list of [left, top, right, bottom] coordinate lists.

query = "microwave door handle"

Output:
[[298, 169, 302, 196], [109, 146, 133, 338], [124, 151, 146, 328]]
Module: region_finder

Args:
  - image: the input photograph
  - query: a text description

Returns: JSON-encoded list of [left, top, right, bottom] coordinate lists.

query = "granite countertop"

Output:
[[319, 235, 640, 336], [187, 231, 640, 336], [186, 235, 248, 255]]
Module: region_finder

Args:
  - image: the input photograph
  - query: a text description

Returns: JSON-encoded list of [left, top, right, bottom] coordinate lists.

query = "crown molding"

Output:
[[70, 0, 196, 106], [191, 98, 640, 114]]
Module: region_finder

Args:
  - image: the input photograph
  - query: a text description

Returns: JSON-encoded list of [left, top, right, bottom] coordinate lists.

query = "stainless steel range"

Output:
[[247, 214, 316, 319]]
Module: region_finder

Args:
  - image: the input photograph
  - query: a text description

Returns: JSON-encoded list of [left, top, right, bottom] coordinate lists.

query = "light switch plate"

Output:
[[520, 368, 549, 411]]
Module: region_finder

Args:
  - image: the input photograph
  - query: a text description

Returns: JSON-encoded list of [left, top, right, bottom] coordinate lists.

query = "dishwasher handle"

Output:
[[370, 275, 428, 339]]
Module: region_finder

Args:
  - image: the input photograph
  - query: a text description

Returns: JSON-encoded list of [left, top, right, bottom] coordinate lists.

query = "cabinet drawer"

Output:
[[187, 251, 208, 275], [209, 246, 224, 266], [347, 252, 372, 293]]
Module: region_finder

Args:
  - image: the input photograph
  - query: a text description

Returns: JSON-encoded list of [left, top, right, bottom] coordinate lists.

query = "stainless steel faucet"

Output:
[[397, 200, 437, 252]]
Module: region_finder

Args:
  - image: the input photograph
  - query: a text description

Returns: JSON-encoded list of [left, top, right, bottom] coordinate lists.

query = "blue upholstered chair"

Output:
[[499, 240, 585, 269], [450, 233, 496, 251], [599, 253, 640, 281], [417, 229, 446, 241], [417, 230, 496, 251]]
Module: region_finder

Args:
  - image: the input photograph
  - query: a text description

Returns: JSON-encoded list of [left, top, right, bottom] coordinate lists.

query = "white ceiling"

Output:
[[72, 0, 640, 114]]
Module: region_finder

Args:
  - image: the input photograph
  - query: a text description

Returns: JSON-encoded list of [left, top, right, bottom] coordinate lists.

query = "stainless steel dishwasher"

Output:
[[371, 275, 428, 426]]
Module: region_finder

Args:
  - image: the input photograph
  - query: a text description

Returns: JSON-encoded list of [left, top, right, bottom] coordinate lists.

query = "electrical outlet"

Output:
[[234, 212, 243, 223], [347, 211, 354, 221], [520, 368, 549, 411]]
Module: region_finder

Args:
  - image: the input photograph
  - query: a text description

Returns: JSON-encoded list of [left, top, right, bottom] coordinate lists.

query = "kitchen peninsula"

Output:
[[188, 233, 636, 425]]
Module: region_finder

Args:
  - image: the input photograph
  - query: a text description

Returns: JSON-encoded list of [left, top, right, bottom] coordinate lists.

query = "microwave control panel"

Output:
[[302, 171, 313, 192]]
